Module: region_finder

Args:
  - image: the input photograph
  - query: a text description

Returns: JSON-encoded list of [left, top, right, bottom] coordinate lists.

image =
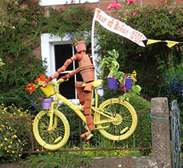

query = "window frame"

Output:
[[39, 0, 99, 6]]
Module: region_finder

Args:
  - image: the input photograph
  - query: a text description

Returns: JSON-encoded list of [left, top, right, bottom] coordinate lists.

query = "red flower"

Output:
[[39, 74, 46, 81], [35, 78, 39, 84], [26, 83, 35, 95], [124, 84, 127, 87], [120, 88, 124, 92]]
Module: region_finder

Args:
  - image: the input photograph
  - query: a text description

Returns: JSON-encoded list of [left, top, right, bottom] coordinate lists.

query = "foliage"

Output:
[[0, 104, 30, 163], [0, 0, 47, 111], [21, 152, 91, 168], [100, 49, 120, 77], [95, 1, 183, 99], [0, 0, 94, 112]]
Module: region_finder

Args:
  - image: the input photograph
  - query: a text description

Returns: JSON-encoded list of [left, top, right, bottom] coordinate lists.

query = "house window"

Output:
[[41, 33, 102, 102], [40, 0, 99, 6]]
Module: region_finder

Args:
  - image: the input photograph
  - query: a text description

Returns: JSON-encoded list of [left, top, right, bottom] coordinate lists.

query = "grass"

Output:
[[21, 152, 92, 168]]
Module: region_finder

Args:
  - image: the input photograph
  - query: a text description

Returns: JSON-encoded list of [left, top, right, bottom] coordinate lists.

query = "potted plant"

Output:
[[99, 49, 141, 101], [100, 49, 120, 89], [117, 70, 141, 101]]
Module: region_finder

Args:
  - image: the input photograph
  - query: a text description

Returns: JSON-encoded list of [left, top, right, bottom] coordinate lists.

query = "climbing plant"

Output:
[[0, 0, 93, 111]]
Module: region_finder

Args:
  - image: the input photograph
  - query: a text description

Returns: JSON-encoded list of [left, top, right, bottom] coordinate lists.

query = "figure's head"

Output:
[[74, 40, 86, 53]]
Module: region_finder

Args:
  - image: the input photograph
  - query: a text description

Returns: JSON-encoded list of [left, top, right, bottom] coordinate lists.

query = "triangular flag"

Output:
[[165, 40, 179, 48], [146, 39, 161, 45]]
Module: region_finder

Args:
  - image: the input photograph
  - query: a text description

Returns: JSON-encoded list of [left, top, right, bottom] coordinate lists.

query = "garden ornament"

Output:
[[46, 40, 95, 137]]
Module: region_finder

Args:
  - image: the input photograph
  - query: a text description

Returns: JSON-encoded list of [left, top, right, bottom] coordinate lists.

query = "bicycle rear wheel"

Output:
[[33, 110, 70, 150], [96, 98, 137, 141]]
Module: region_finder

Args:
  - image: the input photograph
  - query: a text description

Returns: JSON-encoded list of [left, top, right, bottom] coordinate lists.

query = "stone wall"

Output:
[[90, 97, 172, 168]]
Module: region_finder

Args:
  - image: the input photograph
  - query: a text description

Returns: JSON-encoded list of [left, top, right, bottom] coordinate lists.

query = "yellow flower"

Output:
[[48, 152, 51, 155], [0, 144, 3, 147], [3, 107, 7, 112], [8, 145, 11, 148], [6, 150, 9, 153], [19, 154, 22, 157], [10, 141, 13, 144], [1, 103, 4, 106], [36, 149, 39, 151], [13, 135, 17, 138], [12, 151, 15, 154], [132, 70, 137, 78], [18, 109, 21, 113], [4, 137, 8, 141]]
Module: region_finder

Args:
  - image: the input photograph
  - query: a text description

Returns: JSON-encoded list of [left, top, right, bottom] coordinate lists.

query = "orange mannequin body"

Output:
[[51, 41, 95, 133]]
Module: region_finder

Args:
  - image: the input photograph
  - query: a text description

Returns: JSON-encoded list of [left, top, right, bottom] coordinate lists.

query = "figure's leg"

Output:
[[75, 82, 85, 105], [83, 84, 95, 131]]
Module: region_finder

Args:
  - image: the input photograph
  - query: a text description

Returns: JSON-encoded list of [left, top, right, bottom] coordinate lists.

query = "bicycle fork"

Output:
[[47, 101, 58, 132]]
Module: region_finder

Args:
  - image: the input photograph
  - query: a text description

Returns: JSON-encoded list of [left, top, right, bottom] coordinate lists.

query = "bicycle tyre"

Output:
[[33, 110, 70, 150], [96, 98, 137, 141]]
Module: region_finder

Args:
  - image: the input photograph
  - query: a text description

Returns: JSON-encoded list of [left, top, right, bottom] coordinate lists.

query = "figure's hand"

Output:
[[44, 76, 52, 84], [61, 75, 68, 80]]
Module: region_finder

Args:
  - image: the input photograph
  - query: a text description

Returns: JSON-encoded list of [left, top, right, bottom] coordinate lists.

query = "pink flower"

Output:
[[107, 1, 122, 10], [133, 12, 137, 16], [125, 10, 130, 15], [86, 141, 90, 145], [116, 3, 121, 9], [127, 0, 135, 5], [134, 25, 137, 28]]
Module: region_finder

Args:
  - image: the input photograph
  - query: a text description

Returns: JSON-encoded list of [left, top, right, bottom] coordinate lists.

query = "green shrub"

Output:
[[21, 152, 91, 168], [0, 104, 30, 163]]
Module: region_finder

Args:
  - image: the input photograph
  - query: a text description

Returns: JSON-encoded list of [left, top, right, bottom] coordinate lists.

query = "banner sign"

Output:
[[93, 8, 147, 47]]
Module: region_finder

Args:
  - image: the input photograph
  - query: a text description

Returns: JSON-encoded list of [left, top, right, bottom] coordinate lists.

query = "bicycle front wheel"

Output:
[[96, 98, 137, 141], [33, 110, 70, 150]]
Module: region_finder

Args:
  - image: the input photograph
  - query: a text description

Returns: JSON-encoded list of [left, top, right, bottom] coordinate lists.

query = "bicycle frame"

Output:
[[47, 79, 106, 130]]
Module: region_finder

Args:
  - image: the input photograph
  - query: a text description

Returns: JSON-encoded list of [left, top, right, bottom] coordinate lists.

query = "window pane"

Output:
[[58, 73, 75, 99], [54, 44, 73, 71]]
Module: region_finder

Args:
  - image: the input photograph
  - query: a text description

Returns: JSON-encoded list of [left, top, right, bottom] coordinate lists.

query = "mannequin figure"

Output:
[[46, 40, 95, 138]]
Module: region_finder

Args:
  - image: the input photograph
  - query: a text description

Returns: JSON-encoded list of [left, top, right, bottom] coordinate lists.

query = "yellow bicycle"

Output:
[[33, 78, 138, 151]]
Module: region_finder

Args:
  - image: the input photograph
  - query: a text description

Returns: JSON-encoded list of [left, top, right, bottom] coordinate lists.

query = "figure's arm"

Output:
[[51, 55, 77, 79]]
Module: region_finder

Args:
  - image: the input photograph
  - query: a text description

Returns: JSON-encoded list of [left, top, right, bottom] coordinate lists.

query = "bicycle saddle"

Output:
[[82, 80, 103, 88]]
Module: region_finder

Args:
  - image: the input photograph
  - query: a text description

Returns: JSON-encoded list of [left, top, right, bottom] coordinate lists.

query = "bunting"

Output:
[[146, 39, 182, 48]]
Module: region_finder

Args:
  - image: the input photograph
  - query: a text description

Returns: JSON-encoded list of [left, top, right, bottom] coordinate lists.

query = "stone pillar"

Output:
[[151, 97, 172, 168]]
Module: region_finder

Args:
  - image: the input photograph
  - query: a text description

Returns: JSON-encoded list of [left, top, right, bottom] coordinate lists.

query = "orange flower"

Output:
[[39, 74, 46, 81], [26, 83, 35, 95], [35, 78, 39, 84]]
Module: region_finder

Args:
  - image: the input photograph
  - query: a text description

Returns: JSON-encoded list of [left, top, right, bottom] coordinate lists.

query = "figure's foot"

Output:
[[80, 131, 93, 140]]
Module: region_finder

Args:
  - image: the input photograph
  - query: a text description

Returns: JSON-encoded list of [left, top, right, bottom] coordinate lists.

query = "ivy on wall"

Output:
[[0, 0, 93, 110]]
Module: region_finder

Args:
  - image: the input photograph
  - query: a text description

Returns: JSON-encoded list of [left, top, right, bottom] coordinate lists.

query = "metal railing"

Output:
[[0, 111, 152, 155]]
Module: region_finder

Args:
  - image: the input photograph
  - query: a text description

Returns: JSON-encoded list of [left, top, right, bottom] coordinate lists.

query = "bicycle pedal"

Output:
[[95, 125, 110, 130]]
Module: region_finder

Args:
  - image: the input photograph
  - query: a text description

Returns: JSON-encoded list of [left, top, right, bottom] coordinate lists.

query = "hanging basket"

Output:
[[107, 77, 119, 90], [40, 84, 56, 98], [125, 78, 132, 91], [42, 97, 53, 110]]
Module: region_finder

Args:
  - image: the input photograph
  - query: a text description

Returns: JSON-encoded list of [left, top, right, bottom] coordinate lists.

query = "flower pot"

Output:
[[107, 77, 119, 89], [42, 98, 53, 110], [74, 40, 86, 52], [80, 66, 95, 83], [125, 78, 132, 91]]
